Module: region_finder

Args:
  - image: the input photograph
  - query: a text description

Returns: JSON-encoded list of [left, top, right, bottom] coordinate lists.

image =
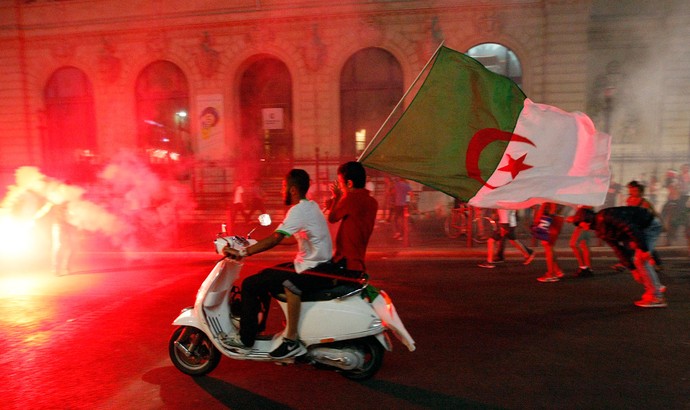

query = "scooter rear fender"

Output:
[[371, 290, 416, 352]]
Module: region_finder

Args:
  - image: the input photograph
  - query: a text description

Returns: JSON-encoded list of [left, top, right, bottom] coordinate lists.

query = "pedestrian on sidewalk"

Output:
[[392, 177, 412, 240], [479, 208, 535, 268]]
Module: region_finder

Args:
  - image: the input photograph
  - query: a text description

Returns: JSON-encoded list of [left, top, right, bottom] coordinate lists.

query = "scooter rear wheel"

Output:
[[340, 336, 385, 381], [169, 326, 221, 376]]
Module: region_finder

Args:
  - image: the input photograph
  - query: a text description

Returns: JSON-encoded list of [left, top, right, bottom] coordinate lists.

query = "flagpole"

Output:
[[357, 41, 445, 162]]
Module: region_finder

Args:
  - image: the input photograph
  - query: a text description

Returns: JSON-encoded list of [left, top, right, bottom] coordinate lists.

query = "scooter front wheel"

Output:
[[169, 326, 221, 376]]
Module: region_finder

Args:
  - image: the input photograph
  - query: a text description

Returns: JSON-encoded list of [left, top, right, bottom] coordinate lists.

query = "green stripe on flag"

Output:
[[361, 46, 527, 200]]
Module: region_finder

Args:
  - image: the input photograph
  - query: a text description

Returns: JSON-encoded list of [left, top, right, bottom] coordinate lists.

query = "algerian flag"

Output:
[[360, 46, 611, 209]]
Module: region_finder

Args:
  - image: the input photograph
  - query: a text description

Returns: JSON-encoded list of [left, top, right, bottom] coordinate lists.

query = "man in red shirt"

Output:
[[326, 161, 379, 273]]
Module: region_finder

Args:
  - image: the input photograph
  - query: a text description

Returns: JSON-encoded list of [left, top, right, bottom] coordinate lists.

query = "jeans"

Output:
[[637, 217, 663, 298]]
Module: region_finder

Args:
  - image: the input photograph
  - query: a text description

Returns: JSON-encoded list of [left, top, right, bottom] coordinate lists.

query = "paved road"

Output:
[[2, 243, 688, 409]]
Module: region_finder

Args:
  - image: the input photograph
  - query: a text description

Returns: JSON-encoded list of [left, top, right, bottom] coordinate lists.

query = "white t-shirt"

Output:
[[276, 199, 332, 273], [497, 209, 517, 227]]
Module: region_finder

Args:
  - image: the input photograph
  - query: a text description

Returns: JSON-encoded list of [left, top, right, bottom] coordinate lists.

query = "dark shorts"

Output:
[[492, 223, 516, 241]]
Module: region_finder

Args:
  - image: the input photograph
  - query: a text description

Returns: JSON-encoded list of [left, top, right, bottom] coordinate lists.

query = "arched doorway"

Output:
[[135, 61, 190, 164], [467, 43, 523, 87], [340, 48, 403, 161], [43, 66, 97, 180], [239, 56, 293, 180]]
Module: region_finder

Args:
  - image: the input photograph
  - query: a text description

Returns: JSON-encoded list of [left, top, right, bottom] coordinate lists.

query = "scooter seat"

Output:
[[301, 282, 364, 302], [275, 282, 364, 302]]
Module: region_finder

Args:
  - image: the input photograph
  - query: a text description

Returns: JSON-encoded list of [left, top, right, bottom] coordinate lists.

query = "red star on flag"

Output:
[[497, 153, 533, 179]]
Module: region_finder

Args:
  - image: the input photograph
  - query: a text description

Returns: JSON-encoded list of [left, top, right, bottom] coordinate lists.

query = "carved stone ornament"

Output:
[[418, 16, 444, 62], [51, 40, 75, 62], [146, 31, 169, 54], [476, 11, 500, 36], [358, 17, 385, 44], [300, 24, 327, 72], [98, 39, 122, 84], [245, 26, 277, 46], [195, 32, 221, 79]]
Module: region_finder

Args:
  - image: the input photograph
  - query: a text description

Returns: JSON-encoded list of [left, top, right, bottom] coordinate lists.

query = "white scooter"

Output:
[[168, 216, 415, 380]]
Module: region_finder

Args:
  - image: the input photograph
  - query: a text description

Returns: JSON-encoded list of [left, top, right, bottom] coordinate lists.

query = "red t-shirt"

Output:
[[328, 188, 378, 271]]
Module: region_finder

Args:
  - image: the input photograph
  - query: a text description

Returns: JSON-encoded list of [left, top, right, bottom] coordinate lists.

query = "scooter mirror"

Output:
[[258, 214, 272, 226]]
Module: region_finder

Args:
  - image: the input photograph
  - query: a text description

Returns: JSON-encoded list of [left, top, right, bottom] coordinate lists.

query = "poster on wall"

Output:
[[262, 107, 284, 130], [196, 94, 224, 161]]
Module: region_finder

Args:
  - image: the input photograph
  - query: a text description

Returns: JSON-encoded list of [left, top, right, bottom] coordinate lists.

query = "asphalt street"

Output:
[[1, 217, 688, 409]]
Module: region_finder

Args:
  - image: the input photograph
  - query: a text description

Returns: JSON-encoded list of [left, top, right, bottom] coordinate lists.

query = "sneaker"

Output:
[[221, 334, 251, 353], [555, 271, 564, 278], [478, 261, 496, 268], [537, 274, 559, 283], [269, 337, 306, 359], [575, 267, 593, 277], [611, 263, 627, 272], [523, 250, 536, 265], [634, 297, 668, 308], [494, 258, 505, 264]]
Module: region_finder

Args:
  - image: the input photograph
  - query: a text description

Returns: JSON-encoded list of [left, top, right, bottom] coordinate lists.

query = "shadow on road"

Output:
[[361, 379, 501, 409]]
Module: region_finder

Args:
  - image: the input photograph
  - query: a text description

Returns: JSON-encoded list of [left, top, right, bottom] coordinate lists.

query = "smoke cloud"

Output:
[[1, 151, 196, 255]]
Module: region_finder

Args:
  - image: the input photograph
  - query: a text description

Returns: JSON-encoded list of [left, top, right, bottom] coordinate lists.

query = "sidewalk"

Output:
[[173, 216, 690, 260]]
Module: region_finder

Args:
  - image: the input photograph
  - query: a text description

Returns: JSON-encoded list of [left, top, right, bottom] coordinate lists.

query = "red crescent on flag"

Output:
[[466, 128, 535, 189]]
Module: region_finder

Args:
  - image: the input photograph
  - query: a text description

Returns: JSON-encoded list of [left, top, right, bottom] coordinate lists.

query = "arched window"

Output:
[[340, 48, 403, 161], [240, 57, 293, 174], [135, 61, 190, 163], [467, 43, 523, 87], [43, 66, 96, 180]]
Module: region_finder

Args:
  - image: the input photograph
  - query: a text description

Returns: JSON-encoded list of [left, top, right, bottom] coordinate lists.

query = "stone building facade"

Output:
[[0, 0, 688, 206]]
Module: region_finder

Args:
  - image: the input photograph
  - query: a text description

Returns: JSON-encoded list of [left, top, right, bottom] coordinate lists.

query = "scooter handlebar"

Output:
[[214, 235, 257, 255]]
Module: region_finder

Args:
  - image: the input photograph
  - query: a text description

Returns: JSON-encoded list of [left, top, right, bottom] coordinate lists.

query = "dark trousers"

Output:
[[239, 262, 295, 347], [238, 260, 358, 347]]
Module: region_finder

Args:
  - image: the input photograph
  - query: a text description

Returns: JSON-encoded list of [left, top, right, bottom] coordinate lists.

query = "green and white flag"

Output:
[[360, 46, 611, 209]]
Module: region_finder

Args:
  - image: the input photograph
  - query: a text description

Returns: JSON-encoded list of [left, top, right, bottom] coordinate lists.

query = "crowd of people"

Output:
[[476, 164, 689, 309]]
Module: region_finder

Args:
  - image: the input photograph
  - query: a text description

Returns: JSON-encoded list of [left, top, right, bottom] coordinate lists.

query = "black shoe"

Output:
[[269, 337, 306, 359], [523, 250, 536, 265], [575, 267, 593, 277]]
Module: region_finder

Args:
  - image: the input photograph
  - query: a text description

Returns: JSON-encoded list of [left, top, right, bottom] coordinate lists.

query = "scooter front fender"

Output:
[[172, 307, 203, 329]]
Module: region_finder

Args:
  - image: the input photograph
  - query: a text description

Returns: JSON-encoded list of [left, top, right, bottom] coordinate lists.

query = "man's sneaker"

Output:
[[537, 274, 559, 283], [478, 261, 496, 269], [523, 250, 536, 265], [575, 267, 593, 277], [611, 263, 627, 272], [270, 337, 306, 359], [634, 297, 668, 308], [493, 258, 505, 264], [221, 334, 251, 353]]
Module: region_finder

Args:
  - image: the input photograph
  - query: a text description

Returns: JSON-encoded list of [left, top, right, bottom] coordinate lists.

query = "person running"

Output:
[[533, 202, 566, 282], [572, 206, 667, 308], [479, 208, 535, 268], [567, 206, 594, 277]]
